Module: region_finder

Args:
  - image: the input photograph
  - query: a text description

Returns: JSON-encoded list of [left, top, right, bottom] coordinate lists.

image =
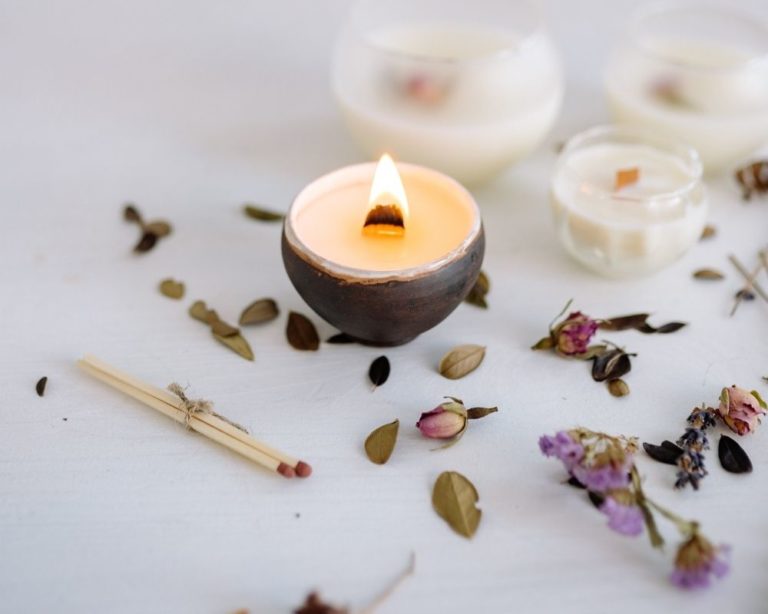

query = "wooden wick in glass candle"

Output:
[[363, 201, 405, 237], [614, 167, 640, 191]]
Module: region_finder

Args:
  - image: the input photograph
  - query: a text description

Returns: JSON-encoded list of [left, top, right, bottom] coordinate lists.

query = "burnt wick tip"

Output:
[[363, 204, 405, 237]]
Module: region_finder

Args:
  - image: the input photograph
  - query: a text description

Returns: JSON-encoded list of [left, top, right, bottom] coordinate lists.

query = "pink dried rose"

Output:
[[717, 386, 767, 436], [416, 397, 497, 443], [553, 312, 599, 356]]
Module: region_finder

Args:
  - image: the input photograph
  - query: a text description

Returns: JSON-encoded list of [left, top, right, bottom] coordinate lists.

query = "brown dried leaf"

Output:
[[35, 376, 48, 397], [693, 268, 725, 281], [211, 319, 239, 337], [599, 314, 650, 331], [531, 336, 555, 351], [466, 406, 498, 420], [144, 221, 172, 238], [286, 311, 319, 351], [159, 278, 185, 299], [189, 300, 213, 323], [700, 225, 716, 240], [364, 419, 399, 465], [438, 345, 485, 380], [608, 378, 630, 397], [213, 331, 254, 361], [432, 471, 481, 538], [293, 592, 347, 614], [244, 204, 285, 222], [464, 270, 490, 309], [133, 231, 157, 253], [123, 204, 142, 223], [239, 298, 279, 326], [592, 349, 632, 382]]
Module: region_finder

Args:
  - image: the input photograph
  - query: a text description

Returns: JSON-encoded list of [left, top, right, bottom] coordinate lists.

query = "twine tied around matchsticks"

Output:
[[167, 383, 249, 434]]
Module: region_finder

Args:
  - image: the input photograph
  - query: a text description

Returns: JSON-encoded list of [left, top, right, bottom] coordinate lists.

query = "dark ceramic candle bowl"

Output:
[[282, 163, 484, 346]]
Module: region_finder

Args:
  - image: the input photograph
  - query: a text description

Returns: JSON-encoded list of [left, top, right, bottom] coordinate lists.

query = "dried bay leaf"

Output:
[[368, 355, 390, 389], [693, 268, 725, 281], [439, 344, 485, 380], [464, 270, 490, 309], [286, 311, 320, 351], [607, 378, 630, 397], [244, 204, 285, 222], [718, 435, 752, 474], [364, 419, 399, 464], [159, 278, 185, 299], [643, 441, 684, 465], [213, 331, 254, 361], [239, 298, 279, 325], [432, 471, 481, 538], [35, 376, 48, 397]]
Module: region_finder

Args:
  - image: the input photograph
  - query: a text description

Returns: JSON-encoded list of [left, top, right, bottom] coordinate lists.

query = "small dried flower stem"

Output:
[[728, 254, 768, 314], [358, 553, 415, 614], [645, 497, 699, 537], [548, 298, 574, 331]]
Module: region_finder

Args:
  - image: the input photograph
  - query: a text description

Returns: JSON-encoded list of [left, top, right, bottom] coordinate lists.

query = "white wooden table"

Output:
[[1, 1, 767, 612]]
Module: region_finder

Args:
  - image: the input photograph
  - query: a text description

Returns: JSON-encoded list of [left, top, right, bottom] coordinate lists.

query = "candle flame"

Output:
[[363, 154, 409, 238]]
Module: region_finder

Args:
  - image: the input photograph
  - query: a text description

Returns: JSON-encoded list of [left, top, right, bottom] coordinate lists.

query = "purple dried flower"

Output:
[[599, 496, 644, 536], [538, 431, 584, 470], [572, 462, 631, 493], [675, 451, 707, 490], [670, 534, 730, 590], [677, 428, 709, 450], [554, 312, 599, 356]]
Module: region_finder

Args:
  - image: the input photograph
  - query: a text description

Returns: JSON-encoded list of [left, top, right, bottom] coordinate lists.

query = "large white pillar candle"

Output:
[[551, 126, 707, 278]]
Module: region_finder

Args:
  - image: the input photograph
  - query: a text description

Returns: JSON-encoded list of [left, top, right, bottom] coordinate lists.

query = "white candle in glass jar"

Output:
[[604, 4, 768, 172], [332, 0, 563, 185], [551, 126, 707, 278]]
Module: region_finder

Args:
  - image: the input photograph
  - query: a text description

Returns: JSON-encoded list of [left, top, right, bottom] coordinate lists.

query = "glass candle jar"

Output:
[[551, 125, 707, 278], [604, 2, 768, 173], [332, 0, 563, 185]]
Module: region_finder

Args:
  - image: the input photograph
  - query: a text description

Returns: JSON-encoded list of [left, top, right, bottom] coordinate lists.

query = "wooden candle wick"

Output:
[[77, 355, 311, 478]]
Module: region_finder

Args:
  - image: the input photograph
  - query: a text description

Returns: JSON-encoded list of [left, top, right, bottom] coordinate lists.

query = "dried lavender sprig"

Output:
[[674, 405, 717, 490]]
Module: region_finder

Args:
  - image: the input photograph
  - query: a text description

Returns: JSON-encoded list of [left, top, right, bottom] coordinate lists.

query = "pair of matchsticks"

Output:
[[78, 355, 311, 479]]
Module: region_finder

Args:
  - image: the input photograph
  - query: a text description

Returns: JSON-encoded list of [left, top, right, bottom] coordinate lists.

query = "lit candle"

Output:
[[605, 3, 768, 172], [331, 0, 563, 185], [282, 155, 484, 345], [551, 126, 707, 278]]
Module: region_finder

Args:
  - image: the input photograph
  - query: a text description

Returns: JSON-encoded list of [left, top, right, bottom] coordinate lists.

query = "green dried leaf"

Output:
[[531, 336, 555, 351], [210, 319, 239, 337], [159, 278, 185, 299], [35, 376, 48, 397], [239, 298, 279, 325], [607, 378, 630, 397], [243, 204, 284, 222], [213, 331, 254, 361], [432, 471, 481, 539], [693, 268, 725, 281], [599, 314, 650, 331], [286, 311, 319, 351], [364, 419, 399, 465], [464, 271, 490, 309], [466, 406, 498, 420], [438, 344, 485, 380], [750, 390, 767, 410]]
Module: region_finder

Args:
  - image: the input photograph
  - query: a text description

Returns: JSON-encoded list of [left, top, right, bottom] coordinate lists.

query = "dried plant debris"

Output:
[[464, 270, 490, 308], [700, 225, 717, 240], [368, 355, 390, 389], [718, 435, 752, 474], [364, 420, 399, 465], [432, 471, 481, 538], [123, 203, 172, 253], [438, 344, 486, 380], [243, 204, 285, 222], [188, 300, 254, 361], [159, 278, 185, 299], [592, 348, 634, 383], [643, 440, 684, 465], [293, 593, 347, 614], [239, 298, 279, 325], [599, 313, 686, 334], [735, 160, 768, 201], [326, 332, 357, 344], [608, 378, 630, 397], [286, 311, 320, 351], [35, 376, 48, 397], [693, 268, 725, 281]]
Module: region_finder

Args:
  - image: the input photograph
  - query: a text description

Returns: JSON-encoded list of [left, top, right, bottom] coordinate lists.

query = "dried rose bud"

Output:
[[416, 398, 467, 440], [717, 386, 766, 436], [670, 533, 729, 590], [553, 312, 599, 356]]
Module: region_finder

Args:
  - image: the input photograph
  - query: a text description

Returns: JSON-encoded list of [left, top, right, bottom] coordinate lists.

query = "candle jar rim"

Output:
[[557, 124, 702, 204], [284, 161, 482, 281], [628, 1, 768, 73], [343, 0, 546, 67]]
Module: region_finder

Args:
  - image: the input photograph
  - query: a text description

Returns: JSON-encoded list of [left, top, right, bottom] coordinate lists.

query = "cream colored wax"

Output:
[[290, 163, 478, 273], [551, 142, 707, 277]]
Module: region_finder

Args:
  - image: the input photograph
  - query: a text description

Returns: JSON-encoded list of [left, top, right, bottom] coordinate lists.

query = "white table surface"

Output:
[[2, 1, 767, 612]]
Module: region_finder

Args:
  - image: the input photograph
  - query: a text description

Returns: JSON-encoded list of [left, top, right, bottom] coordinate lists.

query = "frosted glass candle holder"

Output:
[[551, 125, 707, 278], [332, 0, 563, 185], [605, 2, 768, 173]]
